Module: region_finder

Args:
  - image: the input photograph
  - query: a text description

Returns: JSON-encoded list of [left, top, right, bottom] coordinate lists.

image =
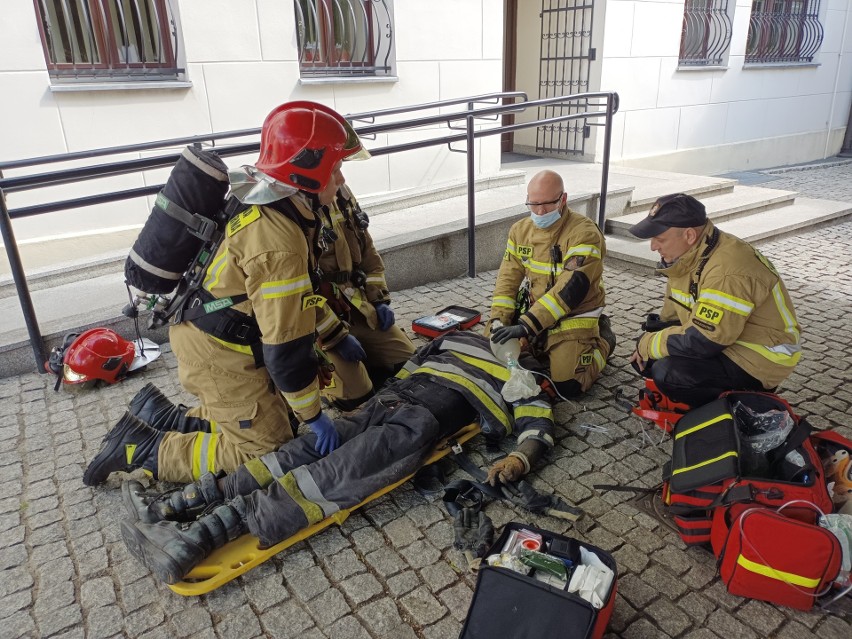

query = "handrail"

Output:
[[1, 90, 618, 372]]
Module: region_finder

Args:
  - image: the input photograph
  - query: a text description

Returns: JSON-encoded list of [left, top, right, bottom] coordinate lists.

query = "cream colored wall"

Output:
[[0, 0, 504, 245]]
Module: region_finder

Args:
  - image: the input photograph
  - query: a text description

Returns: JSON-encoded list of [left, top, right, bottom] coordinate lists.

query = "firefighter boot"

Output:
[[120, 498, 248, 584], [83, 413, 164, 486], [128, 383, 210, 433], [599, 314, 617, 361], [122, 472, 224, 524]]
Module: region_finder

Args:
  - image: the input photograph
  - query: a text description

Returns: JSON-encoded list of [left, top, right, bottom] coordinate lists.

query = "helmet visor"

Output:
[[340, 120, 371, 161]]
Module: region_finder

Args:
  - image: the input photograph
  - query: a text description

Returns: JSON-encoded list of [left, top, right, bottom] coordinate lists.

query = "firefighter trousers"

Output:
[[540, 329, 610, 397], [322, 311, 415, 405], [158, 322, 293, 483], [642, 354, 766, 407], [223, 377, 473, 548]]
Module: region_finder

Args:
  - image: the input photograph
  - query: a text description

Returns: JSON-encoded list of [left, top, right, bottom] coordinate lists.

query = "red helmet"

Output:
[[255, 101, 367, 193], [47, 328, 135, 386]]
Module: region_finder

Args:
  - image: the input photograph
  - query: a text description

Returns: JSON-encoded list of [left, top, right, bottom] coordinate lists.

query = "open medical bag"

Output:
[[661, 391, 833, 546], [412, 306, 481, 339], [460, 522, 617, 639]]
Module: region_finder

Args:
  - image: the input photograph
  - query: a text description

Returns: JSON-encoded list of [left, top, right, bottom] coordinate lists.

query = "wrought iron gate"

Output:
[[536, 0, 595, 156]]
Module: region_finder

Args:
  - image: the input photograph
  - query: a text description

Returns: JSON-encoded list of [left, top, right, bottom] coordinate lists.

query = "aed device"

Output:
[[411, 305, 481, 339]]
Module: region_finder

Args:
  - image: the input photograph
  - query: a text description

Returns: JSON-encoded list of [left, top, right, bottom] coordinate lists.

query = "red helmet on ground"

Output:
[[255, 101, 367, 193], [55, 328, 135, 385]]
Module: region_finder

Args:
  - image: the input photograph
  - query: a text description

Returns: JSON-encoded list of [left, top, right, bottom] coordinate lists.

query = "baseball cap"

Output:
[[629, 193, 708, 239]]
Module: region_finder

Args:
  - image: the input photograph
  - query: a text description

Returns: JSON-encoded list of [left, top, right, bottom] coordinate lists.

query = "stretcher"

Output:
[[168, 422, 481, 595]]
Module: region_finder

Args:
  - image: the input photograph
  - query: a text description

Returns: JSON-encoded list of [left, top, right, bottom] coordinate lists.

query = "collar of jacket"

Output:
[[284, 191, 321, 227], [655, 220, 716, 277]]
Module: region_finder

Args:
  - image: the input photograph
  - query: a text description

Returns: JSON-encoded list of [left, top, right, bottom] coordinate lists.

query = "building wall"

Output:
[[0, 0, 504, 245], [594, 0, 852, 173]]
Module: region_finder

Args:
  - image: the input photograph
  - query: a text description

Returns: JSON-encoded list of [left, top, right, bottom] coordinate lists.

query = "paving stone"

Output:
[[325, 614, 372, 639], [308, 528, 350, 556], [324, 547, 366, 581], [815, 616, 852, 639], [705, 609, 759, 639], [622, 616, 672, 639], [125, 606, 165, 637], [358, 597, 415, 638], [676, 591, 715, 624], [341, 572, 384, 604], [242, 572, 289, 611], [423, 616, 463, 639], [86, 604, 125, 639], [607, 593, 638, 634], [420, 561, 458, 592], [349, 526, 385, 554], [642, 565, 689, 599], [216, 606, 263, 639], [384, 516, 423, 547], [307, 587, 351, 627], [735, 599, 787, 635], [617, 574, 658, 609], [365, 546, 407, 577], [287, 565, 330, 602], [437, 582, 473, 622], [386, 570, 421, 597], [80, 576, 117, 608], [35, 602, 82, 637], [260, 601, 315, 638], [169, 606, 213, 638], [775, 620, 820, 639], [400, 586, 446, 626], [613, 543, 649, 574], [644, 597, 692, 636]]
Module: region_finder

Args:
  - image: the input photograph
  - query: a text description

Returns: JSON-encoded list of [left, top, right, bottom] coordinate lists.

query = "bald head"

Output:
[[526, 170, 566, 214]]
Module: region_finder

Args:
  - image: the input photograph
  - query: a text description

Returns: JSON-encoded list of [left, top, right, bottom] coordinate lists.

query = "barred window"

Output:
[[679, 0, 733, 66], [34, 0, 182, 81], [745, 0, 824, 64], [294, 0, 394, 78]]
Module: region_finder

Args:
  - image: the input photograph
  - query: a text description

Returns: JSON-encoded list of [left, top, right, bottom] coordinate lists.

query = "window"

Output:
[[679, 0, 733, 66], [294, 0, 394, 78], [745, 0, 823, 64], [34, 0, 182, 81]]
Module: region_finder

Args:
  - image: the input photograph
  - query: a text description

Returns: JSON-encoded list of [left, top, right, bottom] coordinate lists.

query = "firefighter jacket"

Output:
[[637, 221, 801, 389], [314, 185, 391, 346], [395, 332, 555, 449], [490, 205, 606, 340], [197, 192, 337, 423]]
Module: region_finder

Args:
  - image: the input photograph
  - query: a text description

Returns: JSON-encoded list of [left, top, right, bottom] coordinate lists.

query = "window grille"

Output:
[[34, 0, 181, 81], [295, 0, 393, 77], [745, 0, 823, 64], [679, 0, 732, 66]]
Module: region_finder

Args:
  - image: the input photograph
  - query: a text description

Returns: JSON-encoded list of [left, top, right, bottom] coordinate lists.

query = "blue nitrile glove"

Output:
[[333, 334, 367, 362], [307, 411, 339, 456], [490, 323, 531, 344], [374, 303, 395, 331]]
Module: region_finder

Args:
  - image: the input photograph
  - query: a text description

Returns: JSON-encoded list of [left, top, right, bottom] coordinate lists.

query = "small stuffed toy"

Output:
[[822, 447, 852, 515]]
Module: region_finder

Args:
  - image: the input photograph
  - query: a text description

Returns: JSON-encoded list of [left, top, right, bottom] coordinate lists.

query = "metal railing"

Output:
[[745, 0, 823, 64], [679, 0, 733, 66], [0, 90, 618, 372]]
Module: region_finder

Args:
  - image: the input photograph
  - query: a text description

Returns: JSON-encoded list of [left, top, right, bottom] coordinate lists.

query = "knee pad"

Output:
[[553, 378, 582, 400]]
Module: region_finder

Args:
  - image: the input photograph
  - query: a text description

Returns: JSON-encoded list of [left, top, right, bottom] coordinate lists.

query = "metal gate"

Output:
[[536, 0, 595, 156]]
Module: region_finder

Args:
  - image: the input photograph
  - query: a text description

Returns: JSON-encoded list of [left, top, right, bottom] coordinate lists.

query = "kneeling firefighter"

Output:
[[314, 181, 415, 411], [84, 101, 370, 486]]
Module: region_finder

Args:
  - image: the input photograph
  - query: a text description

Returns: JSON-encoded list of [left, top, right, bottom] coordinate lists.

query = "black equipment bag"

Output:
[[460, 522, 617, 639], [125, 146, 230, 294]]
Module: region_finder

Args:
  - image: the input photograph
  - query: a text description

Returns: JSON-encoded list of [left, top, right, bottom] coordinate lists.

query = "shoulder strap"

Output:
[[268, 197, 323, 291]]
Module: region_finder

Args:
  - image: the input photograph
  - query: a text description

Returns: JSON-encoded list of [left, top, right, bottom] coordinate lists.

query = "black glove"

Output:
[[641, 313, 681, 333], [452, 507, 495, 559], [490, 323, 530, 344]]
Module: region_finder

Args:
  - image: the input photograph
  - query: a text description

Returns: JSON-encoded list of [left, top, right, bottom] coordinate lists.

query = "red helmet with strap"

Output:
[[49, 328, 135, 386], [255, 101, 367, 193]]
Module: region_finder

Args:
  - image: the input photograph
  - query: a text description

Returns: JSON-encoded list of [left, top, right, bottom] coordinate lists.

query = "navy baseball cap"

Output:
[[629, 193, 708, 239]]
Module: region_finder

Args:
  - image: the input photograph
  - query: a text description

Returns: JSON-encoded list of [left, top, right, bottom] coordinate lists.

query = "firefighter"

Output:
[[314, 183, 415, 411], [83, 101, 371, 486], [488, 170, 615, 399], [628, 193, 801, 406], [117, 331, 558, 584]]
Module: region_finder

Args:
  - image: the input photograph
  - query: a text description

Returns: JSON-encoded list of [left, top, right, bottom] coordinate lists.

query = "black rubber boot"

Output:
[[330, 388, 375, 412], [83, 413, 164, 486], [128, 383, 211, 433], [120, 498, 248, 584], [599, 314, 617, 361], [123, 472, 225, 524]]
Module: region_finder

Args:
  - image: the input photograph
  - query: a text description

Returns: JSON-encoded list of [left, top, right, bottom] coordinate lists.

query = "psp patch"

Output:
[[516, 245, 534, 260], [695, 302, 724, 325], [227, 207, 261, 237], [301, 295, 326, 311], [579, 353, 593, 366]]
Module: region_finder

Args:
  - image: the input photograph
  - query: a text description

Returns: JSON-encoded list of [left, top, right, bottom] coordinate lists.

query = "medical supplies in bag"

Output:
[[461, 522, 617, 639]]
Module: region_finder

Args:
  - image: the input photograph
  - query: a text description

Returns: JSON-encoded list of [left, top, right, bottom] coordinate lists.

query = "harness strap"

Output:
[[155, 192, 218, 241]]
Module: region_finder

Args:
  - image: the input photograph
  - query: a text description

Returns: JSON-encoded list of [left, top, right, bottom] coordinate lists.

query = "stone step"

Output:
[[607, 185, 798, 238], [620, 175, 737, 216], [605, 197, 852, 269]]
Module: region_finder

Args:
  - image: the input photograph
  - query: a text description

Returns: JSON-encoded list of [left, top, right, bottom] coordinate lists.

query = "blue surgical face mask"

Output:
[[529, 208, 561, 229]]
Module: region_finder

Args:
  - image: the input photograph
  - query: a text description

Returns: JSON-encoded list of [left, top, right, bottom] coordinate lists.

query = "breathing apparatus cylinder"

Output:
[[125, 146, 230, 295]]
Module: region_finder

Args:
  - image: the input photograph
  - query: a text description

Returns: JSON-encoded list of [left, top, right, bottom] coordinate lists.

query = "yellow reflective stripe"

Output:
[[593, 349, 606, 370], [493, 296, 516, 309], [506, 239, 517, 252], [395, 368, 411, 380], [564, 244, 601, 259], [365, 274, 386, 285], [698, 289, 753, 316], [288, 387, 320, 410], [735, 341, 802, 366], [203, 249, 228, 291], [650, 331, 665, 360], [210, 336, 254, 356], [549, 317, 599, 334], [771, 283, 799, 342], [261, 276, 312, 299], [672, 451, 738, 476], [539, 293, 565, 321], [191, 433, 218, 480], [244, 458, 274, 489], [675, 413, 732, 440], [315, 312, 338, 334], [524, 259, 554, 275], [413, 367, 511, 435], [450, 352, 510, 382], [209, 420, 218, 434], [671, 288, 694, 308], [513, 405, 553, 420], [279, 472, 324, 525], [736, 554, 820, 588]]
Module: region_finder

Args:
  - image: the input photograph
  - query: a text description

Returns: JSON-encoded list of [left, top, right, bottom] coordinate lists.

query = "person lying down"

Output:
[[119, 331, 557, 584]]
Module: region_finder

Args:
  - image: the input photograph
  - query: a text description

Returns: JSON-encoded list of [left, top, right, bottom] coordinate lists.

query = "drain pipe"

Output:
[[840, 104, 852, 157]]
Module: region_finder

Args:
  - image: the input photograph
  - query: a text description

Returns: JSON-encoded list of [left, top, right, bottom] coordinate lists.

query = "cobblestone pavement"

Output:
[[4, 165, 852, 638]]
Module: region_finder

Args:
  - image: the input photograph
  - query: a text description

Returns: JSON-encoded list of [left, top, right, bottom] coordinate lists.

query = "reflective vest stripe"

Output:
[[493, 295, 516, 309], [736, 554, 820, 588], [539, 293, 565, 322], [292, 466, 339, 518], [735, 340, 802, 367], [210, 335, 254, 356], [288, 387, 320, 410], [191, 432, 218, 480], [261, 275, 313, 299], [549, 317, 599, 334], [771, 282, 799, 342], [450, 352, 510, 382], [278, 471, 324, 525], [514, 405, 553, 420], [670, 288, 694, 308], [593, 348, 606, 370], [650, 331, 665, 360], [564, 244, 601, 259], [698, 289, 754, 316], [203, 249, 229, 291], [244, 457, 275, 489]]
